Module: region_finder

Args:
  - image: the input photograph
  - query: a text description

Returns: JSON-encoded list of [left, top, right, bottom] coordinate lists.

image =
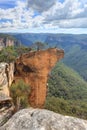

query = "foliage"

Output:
[[0, 46, 17, 63], [0, 46, 31, 63], [48, 62, 87, 100], [45, 97, 87, 119], [31, 41, 46, 50], [63, 44, 87, 81], [10, 80, 30, 110], [46, 62, 87, 119]]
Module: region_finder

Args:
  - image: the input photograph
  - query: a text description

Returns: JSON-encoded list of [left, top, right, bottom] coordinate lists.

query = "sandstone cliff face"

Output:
[[14, 48, 64, 108], [0, 36, 21, 50], [0, 63, 14, 96], [1, 108, 87, 130], [0, 63, 15, 126]]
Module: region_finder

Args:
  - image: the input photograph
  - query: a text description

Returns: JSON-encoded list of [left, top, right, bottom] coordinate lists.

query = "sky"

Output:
[[0, 0, 87, 34]]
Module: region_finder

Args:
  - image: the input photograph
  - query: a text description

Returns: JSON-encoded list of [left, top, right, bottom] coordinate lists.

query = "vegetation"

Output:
[[45, 62, 87, 119], [0, 46, 17, 63], [45, 97, 87, 119], [48, 62, 87, 100], [31, 41, 46, 50], [63, 44, 87, 81], [10, 80, 30, 111], [1, 33, 87, 119], [0, 46, 31, 63]]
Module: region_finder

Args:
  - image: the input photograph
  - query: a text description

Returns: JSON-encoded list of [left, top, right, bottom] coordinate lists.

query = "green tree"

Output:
[[0, 46, 17, 63], [10, 80, 30, 111], [15, 46, 31, 55], [32, 41, 45, 50], [0, 46, 32, 63]]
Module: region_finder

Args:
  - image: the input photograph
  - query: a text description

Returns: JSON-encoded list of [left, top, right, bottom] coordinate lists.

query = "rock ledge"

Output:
[[1, 108, 87, 130]]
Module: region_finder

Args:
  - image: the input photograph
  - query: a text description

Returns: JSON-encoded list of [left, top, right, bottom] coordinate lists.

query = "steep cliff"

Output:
[[1, 108, 87, 130], [0, 63, 14, 96], [0, 34, 21, 50], [0, 63, 14, 126], [14, 48, 64, 108]]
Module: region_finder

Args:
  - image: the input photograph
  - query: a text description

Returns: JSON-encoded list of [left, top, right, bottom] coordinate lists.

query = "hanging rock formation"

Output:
[[14, 48, 64, 108]]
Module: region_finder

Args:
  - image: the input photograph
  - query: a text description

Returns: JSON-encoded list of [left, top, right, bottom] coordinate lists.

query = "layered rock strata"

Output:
[[0, 36, 21, 50], [14, 48, 64, 108], [0, 63, 14, 96], [0, 63, 14, 126]]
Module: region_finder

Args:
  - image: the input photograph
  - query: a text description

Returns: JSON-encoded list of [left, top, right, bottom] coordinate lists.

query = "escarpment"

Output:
[[14, 48, 64, 108], [0, 35, 21, 50]]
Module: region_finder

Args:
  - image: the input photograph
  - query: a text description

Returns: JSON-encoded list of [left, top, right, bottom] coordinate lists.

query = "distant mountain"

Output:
[[12, 33, 48, 46]]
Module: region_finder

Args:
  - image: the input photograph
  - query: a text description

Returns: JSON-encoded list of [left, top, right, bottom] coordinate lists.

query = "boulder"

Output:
[[14, 48, 64, 108], [1, 108, 87, 130]]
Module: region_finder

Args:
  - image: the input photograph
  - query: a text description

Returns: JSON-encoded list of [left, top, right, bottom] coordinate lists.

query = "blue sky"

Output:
[[0, 0, 87, 34]]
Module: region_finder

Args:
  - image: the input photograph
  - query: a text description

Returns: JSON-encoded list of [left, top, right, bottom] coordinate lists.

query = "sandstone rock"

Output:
[[0, 36, 21, 50], [0, 93, 14, 126], [0, 63, 14, 126], [0, 63, 14, 96], [1, 108, 87, 130], [14, 48, 64, 108]]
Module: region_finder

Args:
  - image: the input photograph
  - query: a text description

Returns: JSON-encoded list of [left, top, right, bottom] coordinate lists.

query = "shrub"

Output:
[[10, 80, 30, 111]]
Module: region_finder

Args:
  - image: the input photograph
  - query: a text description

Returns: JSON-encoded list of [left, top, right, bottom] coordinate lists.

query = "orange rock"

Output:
[[14, 48, 64, 108]]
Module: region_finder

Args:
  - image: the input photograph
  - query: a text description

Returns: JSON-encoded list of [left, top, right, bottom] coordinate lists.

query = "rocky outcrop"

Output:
[[0, 63, 14, 96], [1, 108, 87, 130], [14, 48, 64, 108], [0, 93, 14, 126], [0, 63, 14, 126], [0, 35, 21, 50]]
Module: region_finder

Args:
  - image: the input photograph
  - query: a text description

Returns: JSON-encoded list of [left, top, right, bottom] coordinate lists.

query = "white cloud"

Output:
[[44, 0, 87, 20], [0, 0, 87, 32], [42, 0, 87, 28], [27, 0, 57, 12], [58, 18, 87, 28], [0, 0, 35, 29]]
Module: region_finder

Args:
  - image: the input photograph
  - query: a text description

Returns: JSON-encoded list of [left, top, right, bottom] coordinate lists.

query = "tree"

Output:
[[10, 80, 30, 111], [0, 46, 17, 63], [32, 41, 45, 50], [0, 46, 32, 63]]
